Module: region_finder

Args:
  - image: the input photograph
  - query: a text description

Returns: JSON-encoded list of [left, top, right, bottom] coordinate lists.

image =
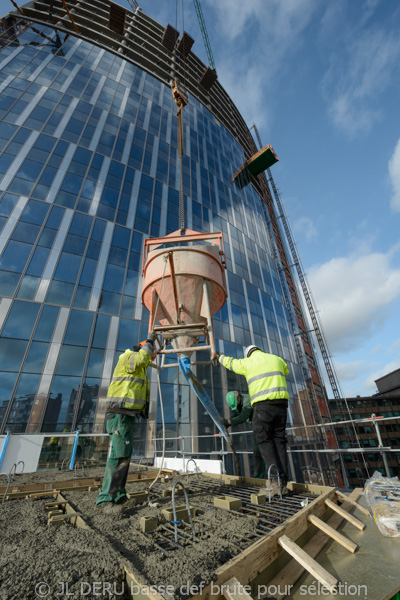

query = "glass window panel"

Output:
[[26, 246, 50, 277], [20, 199, 49, 224], [16, 275, 40, 300], [46, 280, 74, 305], [108, 246, 127, 266], [120, 294, 135, 317], [124, 269, 138, 297], [92, 314, 110, 348], [0, 372, 19, 423], [23, 341, 49, 373], [86, 240, 101, 260], [34, 305, 59, 342], [64, 310, 94, 346], [86, 348, 104, 378], [0, 193, 19, 217], [11, 221, 41, 244], [79, 257, 97, 286], [63, 233, 87, 255], [1, 300, 40, 340], [0, 338, 28, 371], [99, 291, 121, 315], [76, 378, 100, 432], [54, 252, 82, 283], [0, 270, 20, 296], [116, 318, 140, 351], [42, 375, 81, 432], [56, 345, 87, 376], [73, 285, 91, 309], [102, 263, 125, 293], [7, 374, 40, 433], [69, 212, 93, 237], [38, 227, 57, 248], [46, 205, 65, 229], [0, 240, 32, 272]]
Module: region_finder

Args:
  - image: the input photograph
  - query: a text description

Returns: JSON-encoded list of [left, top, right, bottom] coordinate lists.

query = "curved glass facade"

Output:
[[0, 14, 332, 481]]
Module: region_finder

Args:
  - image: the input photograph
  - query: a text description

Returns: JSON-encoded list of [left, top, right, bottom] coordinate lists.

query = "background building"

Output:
[[0, 0, 339, 483], [329, 368, 400, 487]]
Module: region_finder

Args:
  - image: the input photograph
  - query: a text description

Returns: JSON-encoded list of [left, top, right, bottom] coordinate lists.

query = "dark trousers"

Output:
[[252, 401, 288, 484]]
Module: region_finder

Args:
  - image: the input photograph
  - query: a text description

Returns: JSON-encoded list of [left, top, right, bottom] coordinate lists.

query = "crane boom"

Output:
[[192, 0, 216, 72]]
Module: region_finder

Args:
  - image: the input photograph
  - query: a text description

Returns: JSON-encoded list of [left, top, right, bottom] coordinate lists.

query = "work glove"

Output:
[[146, 331, 157, 344], [222, 419, 230, 429]]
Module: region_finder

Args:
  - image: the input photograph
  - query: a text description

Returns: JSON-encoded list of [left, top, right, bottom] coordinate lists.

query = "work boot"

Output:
[[95, 502, 125, 515]]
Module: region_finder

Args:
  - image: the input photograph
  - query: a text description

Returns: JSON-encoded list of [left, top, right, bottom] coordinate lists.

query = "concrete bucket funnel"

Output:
[[142, 229, 227, 359]]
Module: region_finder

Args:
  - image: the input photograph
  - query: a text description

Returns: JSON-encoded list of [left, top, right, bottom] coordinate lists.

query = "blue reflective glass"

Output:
[[91, 314, 110, 348], [79, 257, 97, 286], [46, 280, 74, 305], [11, 221, 41, 244], [98, 291, 120, 315], [0, 372, 19, 421], [108, 246, 127, 267], [63, 310, 94, 347], [103, 263, 125, 293], [69, 212, 93, 237], [86, 240, 101, 260], [26, 246, 51, 277], [63, 233, 87, 255], [0, 240, 32, 272], [0, 338, 28, 371], [23, 341, 49, 373], [85, 348, 104, 378], [43, 375, 81, 431], [6, 373, 41, 431], [55, 345, 87, 376], [20, 199, 49, 224], [0, 270, 20, 296], [34, 305, 59, 342], [116, 318, 140, 352], [91, 219, 106, 241], [16, 275, 40, 300], [1, 300, 40, 340], [38, 227, 57, 248], [73, 285, 90, 309], [54, 252, 82, 283], [112, 225, 130, 249], [124, 269, 138, 297], [0, 193, 19, 217], [45, 205, 65, 229]]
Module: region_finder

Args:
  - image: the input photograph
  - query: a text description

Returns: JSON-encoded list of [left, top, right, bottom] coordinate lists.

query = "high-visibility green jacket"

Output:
[[219, 350, 289, 406], [106, 343, 153, 415]]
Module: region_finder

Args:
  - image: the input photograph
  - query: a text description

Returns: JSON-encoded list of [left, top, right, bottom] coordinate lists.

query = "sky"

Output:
[[1, 0, 400, 398]]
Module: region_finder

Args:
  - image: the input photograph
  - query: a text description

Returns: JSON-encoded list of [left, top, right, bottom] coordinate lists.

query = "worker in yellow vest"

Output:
[[219, 345, 290, 488], [96, 332, 156, 510]]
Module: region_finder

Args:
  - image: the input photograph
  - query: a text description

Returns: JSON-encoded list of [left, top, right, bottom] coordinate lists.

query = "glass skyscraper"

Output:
[[0, 1, 335, 483]]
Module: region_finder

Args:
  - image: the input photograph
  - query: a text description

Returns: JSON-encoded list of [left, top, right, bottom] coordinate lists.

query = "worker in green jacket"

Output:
[[223, 391, 265, 478], [96, 332, 156, 509], [219, 345, 290, 487]]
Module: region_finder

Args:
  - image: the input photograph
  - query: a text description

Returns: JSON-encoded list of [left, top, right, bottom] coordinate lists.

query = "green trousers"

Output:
[[96, 413, 135, 505]]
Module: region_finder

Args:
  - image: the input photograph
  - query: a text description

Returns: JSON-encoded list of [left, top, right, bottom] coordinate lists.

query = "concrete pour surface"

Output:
[[0, 469, 263, 600]]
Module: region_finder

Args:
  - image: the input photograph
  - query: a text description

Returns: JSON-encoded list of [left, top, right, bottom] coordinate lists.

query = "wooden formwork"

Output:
[[4, 471, 369, 600]]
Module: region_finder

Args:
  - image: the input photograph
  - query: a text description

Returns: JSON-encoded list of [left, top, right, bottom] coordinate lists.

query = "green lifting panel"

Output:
[[232, 145, 279, 188]]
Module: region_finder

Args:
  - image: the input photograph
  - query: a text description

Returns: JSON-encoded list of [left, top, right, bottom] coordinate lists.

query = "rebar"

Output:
[[171, 481, 195, 544]]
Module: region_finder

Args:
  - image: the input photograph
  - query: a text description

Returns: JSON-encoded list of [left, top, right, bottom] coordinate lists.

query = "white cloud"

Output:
[[334, 360, 367, 382], [323, 27, 400, 137], [307, 245, 400, 353], [292, 216, 317, 242], [389, 138, 400, 212]]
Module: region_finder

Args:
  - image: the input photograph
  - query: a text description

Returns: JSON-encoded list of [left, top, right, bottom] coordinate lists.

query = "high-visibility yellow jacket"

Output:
[[219, 350, 289, 406], [106, 343, 153, 415]]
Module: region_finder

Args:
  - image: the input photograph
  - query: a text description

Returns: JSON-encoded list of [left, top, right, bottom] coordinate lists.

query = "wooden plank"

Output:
[[262, 488, 362, 600], [335, 490, 370, 516], [56, 493, 90, 530], [308, 514, 357, 553], [124, 566, 165, 600], [277, 535, 338, 592], [223, 577, 254, 600], [325, 498, 365, 530], [190, 486, 336, 600]]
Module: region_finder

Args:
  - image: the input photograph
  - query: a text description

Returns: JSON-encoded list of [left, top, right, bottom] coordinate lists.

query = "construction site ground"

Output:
[[0, 467, 271, 600]]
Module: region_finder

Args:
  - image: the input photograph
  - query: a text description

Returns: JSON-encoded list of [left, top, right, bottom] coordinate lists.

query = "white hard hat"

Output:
[[244, 345, 260, 358]]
